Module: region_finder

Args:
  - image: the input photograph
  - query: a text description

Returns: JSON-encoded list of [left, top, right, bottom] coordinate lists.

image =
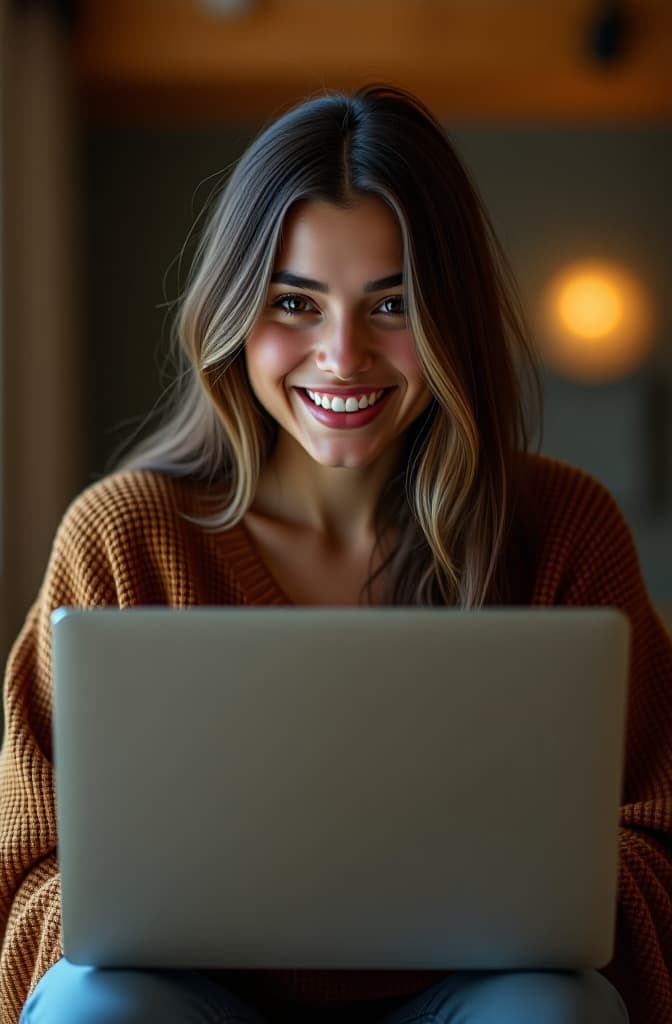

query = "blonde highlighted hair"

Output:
[[120, 84, 542, 606]]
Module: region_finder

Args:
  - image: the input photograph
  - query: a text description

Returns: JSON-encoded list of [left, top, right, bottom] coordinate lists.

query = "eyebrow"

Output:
[[270, 271, 403, 294]]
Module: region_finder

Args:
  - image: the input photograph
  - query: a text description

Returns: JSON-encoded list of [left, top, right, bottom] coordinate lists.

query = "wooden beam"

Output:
[[74, 0, 672, 121]]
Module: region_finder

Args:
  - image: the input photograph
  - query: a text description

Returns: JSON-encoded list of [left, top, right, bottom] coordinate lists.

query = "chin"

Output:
[[311, 448, 381, 470]]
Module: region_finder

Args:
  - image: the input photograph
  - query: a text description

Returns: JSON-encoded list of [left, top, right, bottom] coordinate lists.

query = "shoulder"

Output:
[[57, 469, 204, 545], [518, 452, 643, 604], [47, 470, 209, 597], [519, 451, 627, 542], [520, 451, 617, 509], [63, 468, 193, 522], [49, 470, 252, 607]]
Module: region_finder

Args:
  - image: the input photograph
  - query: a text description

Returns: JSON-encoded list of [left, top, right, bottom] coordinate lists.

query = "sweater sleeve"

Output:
[[558, 482, 672, 1024], [0, 493, 118, 1024]]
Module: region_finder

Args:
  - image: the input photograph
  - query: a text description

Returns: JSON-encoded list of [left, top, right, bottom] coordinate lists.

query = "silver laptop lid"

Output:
[[52, 606, 629, 971]]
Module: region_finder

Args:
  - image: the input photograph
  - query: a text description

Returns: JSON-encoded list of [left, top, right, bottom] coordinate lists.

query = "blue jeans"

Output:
[[21, 958, 629, 1023]]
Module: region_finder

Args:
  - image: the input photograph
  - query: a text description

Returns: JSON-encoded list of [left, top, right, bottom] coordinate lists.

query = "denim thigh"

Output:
[[20, 957, 268, 1024], [381, 970, 629, 1024]]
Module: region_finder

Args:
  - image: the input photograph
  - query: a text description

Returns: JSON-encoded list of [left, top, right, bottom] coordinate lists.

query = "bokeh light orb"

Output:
[[539, 261, 652, 381]]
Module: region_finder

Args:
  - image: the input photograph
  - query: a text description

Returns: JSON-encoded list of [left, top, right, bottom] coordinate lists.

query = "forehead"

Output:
[[274, 197, 403, 276]]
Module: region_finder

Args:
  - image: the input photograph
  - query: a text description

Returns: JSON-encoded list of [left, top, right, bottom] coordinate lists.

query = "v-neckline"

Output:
[[224, 519, 295, 606]]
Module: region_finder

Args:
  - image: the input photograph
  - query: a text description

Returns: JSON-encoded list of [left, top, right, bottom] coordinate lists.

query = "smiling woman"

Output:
[[116, 85, 540, 608], [1, 84, 671, 1024]]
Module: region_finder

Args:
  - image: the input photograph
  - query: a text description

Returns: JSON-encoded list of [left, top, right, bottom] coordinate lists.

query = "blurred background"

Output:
[[1, 0, 671, 669]]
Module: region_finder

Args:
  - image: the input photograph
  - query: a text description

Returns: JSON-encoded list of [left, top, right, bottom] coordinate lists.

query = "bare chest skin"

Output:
[[243, 512, 389, 606]]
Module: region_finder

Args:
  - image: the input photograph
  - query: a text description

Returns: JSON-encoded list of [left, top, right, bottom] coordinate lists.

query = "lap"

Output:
[[21, 960, 629, 1024]]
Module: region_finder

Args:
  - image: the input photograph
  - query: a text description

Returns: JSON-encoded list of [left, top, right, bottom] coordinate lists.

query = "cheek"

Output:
[[245, 327, 306, 388], [389, 333, 428, 383]]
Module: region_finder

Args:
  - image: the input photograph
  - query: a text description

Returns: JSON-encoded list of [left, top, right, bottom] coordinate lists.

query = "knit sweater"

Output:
[[1, 454, 671, 1023]]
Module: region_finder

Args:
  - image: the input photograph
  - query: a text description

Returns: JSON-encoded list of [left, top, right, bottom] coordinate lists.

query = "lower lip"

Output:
[[295, 388, 394, 429]]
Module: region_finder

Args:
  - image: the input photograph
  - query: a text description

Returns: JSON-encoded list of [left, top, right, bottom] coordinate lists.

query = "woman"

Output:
[[1, 84, 670, 1024]]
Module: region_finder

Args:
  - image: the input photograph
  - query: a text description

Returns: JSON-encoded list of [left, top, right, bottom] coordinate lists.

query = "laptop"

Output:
[[51, 606, 629, 971]]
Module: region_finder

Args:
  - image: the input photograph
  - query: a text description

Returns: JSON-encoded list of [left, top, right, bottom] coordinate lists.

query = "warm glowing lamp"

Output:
[[539, 261, 652, 381], [557, 274, 623, 338]]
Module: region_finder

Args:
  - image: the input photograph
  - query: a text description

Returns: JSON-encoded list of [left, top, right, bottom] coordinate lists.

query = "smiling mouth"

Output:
[[294, 386, 395, 430], [304, 388, 386, 412]]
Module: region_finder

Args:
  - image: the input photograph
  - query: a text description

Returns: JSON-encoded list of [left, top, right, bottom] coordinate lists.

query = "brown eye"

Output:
[[274, 294, 317, 316], [377, 296, 405, 315]]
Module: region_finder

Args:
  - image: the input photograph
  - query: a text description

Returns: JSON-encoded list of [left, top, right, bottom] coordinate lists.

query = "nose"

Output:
[[314, 316, 374, 380]]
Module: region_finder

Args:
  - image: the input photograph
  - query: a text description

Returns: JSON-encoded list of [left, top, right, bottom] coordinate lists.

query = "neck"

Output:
[[250, 432, 402, 546]]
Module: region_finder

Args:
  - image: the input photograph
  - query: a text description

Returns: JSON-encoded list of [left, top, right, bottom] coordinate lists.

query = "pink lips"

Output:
[[295, 387, 394, 429]]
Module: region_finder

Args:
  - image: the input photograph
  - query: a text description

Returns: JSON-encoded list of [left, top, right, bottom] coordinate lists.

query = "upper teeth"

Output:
[[306, 390, 384, 412]]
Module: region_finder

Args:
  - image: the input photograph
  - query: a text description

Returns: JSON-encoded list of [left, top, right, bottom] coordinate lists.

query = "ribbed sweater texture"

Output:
[[1, 454, 671, 1023]]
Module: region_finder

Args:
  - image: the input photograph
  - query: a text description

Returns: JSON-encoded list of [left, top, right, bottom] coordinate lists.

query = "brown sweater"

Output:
[[1, 454, 671, 1023]]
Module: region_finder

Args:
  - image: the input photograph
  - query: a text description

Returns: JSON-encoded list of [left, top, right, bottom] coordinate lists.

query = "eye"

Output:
[[375, 295, 406, 316], [272, 293, 318, 317]]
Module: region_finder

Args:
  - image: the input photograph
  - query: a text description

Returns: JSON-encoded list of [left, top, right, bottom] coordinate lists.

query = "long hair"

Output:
[[120, 84, 542, 606]]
